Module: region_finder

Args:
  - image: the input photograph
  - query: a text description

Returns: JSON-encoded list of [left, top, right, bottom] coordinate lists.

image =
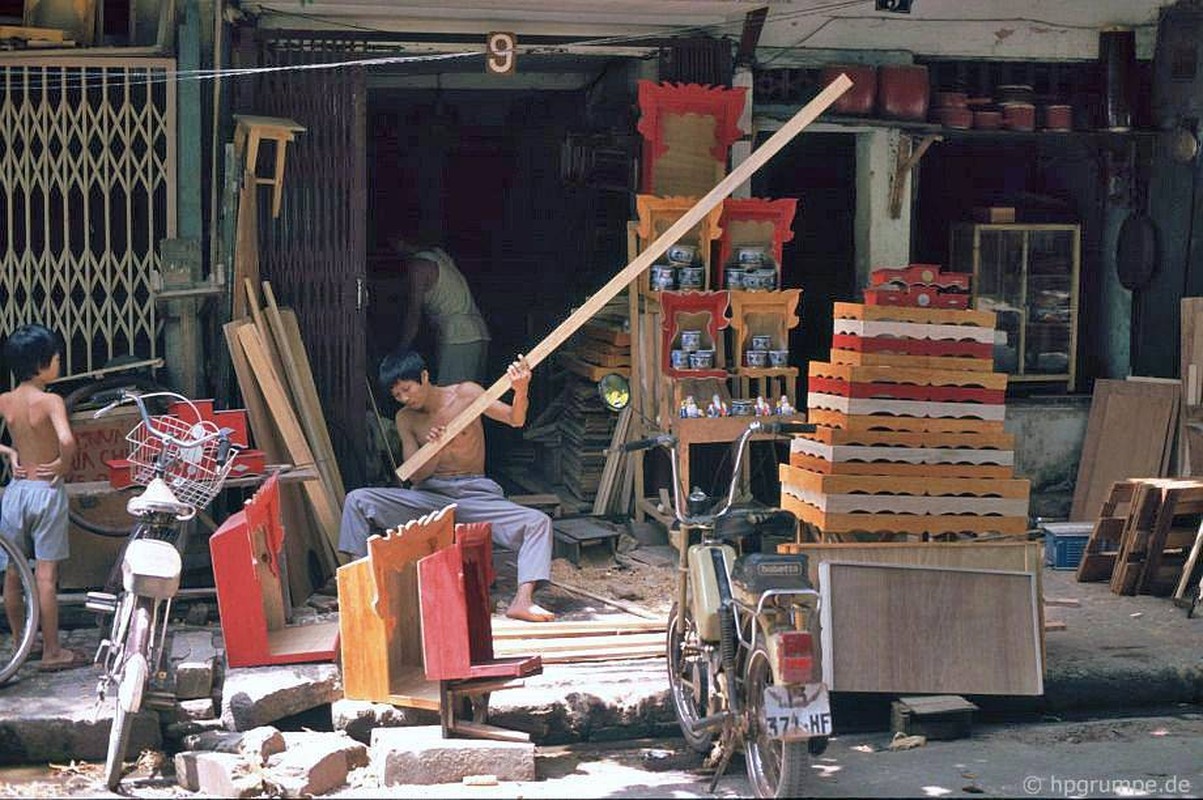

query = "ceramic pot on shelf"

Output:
[[877, 65, 930, 121], [822, 64, 878, 115]]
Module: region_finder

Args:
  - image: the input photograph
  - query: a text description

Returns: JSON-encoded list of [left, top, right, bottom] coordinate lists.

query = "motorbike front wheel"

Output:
[[744, 641, 810, 799], [666, 602, 714, 754], [104, 599, 152, 791]]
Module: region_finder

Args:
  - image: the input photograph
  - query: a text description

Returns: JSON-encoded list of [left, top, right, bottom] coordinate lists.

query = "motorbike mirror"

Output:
[[597, 373, 630, 412]]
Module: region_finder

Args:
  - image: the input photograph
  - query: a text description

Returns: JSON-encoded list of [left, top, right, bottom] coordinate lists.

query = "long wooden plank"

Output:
[[780, 464, 1030, 497], [832, 302, 996, 327], [789, 437, 1014, 466], [806, 408, 1006, 435], [262, 283, 347, 502], [783, 494, 1029, 535], [796, 426, 1014, 449], [237, 324, 342, 563], [807, 393, 1006, 421], [491, 618, 664, 639], [832, 319, 996, 343], [493, 632, 663, 654], [809, 361, 1009, 390], [224, 319, 325, 598], [829, 350, 995, 372], [788, 454, 1013, 479], [396, 74, 852, 481], [1178, 298, 1203, 474], [1173, 520, 1203, 604]]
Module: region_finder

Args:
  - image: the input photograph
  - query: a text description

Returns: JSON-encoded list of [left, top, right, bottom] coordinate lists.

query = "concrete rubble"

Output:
[[0, 563, 1198, 796], [220, 663, 341, 731]]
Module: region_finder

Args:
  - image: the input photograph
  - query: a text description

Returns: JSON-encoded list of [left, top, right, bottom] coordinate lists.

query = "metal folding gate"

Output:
[[0, 56, 175, 381], [233, 34, 368, 487]]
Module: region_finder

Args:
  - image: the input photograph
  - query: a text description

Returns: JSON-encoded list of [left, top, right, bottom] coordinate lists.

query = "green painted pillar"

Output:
[[177, 0, 202, 240]]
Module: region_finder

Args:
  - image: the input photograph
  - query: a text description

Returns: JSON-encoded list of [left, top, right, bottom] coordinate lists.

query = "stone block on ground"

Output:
[[266, 734, 357, 797], [281, 731, 369, 770], [371, 726, 535, 786], [171, 629, 222, 700], [485, 660, 675, 744], [220, 663, 340, 731], [174, 750, 263, 797], [176, 698, 216, 722], [331, 698, 440, 745], [0, 668, 160, 764], [182, 725, 286, 766]]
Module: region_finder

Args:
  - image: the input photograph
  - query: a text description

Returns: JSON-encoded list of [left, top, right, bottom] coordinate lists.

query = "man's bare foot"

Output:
[[36, 647, 87, 672], [505, 601, 555, 622]]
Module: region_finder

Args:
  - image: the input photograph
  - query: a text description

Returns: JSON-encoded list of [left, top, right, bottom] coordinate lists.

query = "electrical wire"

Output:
[[0, 0, 880, 92], [0, 4, 1160, 98]]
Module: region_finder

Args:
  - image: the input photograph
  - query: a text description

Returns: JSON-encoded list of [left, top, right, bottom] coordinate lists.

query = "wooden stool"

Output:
[[233, 114, 305, 218], [211, 473, 340, 668]]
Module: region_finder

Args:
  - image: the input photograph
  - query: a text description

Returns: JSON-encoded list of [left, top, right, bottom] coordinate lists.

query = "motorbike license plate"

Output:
[[761, 683, 832, 741]]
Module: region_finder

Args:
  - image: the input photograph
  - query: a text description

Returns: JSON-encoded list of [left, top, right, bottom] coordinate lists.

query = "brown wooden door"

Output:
[[235, 34, 369, 487]]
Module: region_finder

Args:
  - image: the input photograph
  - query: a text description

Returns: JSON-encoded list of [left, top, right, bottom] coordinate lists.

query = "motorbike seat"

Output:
[[713, 507, 797, 543], [731, 552, 813, 595]]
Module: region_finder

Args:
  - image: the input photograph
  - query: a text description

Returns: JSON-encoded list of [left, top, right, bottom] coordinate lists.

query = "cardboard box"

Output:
[[972, 206, 1016, 223]]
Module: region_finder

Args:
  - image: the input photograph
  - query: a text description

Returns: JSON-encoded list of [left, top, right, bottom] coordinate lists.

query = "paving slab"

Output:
[[371, 726, 536, 786], [0, 661, 160, 765]]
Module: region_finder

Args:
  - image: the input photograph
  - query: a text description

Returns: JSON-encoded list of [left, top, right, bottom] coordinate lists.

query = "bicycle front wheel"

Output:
[[103, 599, 152, 791], [0, 537, 39, 685]]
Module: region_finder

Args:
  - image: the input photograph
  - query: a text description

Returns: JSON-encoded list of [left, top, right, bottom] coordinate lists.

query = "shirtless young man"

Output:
[[339, 351, 555, 622], [0, 324, 82, 670]]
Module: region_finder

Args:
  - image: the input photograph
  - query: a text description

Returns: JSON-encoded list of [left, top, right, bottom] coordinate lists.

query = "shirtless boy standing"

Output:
[[339, 351, 555, 622], [0, 324, 81, 671]]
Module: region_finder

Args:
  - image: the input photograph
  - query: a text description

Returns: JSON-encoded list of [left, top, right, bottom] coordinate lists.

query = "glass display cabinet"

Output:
[[948, 223, 1080, 388]]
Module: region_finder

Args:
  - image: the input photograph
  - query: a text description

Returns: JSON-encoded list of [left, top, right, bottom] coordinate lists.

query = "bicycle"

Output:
[[624, 417, 828, 798], [0, 534, 38, 685], [83, 390, 237, 790]]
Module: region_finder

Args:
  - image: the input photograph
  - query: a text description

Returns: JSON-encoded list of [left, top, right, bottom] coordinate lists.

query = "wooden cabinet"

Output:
[[949, 223, 1080, 388]]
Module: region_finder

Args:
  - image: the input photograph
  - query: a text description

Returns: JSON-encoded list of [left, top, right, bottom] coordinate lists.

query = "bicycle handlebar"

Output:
[[94, 390, 233, 452], [637, 418, 815, 524], [623, 433, 678, 453], [760, 420, 817, 436]]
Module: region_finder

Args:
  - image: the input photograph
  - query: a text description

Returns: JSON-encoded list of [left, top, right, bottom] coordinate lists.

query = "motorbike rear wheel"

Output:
[[104, 599, 152, 791], [666, 602, 714, 754], [744, 641, 809, 798]]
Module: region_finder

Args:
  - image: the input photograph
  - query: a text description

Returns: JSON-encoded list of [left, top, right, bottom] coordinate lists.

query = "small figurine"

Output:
[[706, 393, 729, 418], [776, 395, 796, 415], [680, 395, 702, 418], [754, 395, 773, 416]]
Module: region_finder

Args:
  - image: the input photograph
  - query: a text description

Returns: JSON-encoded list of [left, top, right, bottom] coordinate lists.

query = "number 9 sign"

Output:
[[486, 31, 517, 75]]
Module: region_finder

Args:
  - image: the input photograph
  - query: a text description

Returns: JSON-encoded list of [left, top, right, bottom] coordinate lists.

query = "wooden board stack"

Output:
[[1077, 478, 1203, 603], [779, 301, 1031, 541]]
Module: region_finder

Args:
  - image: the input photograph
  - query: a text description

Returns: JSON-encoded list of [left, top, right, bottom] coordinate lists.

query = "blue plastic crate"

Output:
[[1041, 522, 1093, 570]]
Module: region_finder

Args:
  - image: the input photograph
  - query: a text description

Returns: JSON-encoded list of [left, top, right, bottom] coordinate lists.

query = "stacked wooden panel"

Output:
[[780, 302, 1030, 540], [1077, 478, 1203, 602], [559, 377, 618, 501]]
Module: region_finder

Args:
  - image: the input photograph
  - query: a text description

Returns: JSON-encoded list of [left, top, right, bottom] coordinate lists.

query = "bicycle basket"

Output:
[[125, 415, 240, 508]]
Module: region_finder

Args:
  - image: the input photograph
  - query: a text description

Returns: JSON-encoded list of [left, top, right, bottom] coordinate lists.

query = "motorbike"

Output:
[[623, 418, 830, 798], [84, 391, 237, 790]]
